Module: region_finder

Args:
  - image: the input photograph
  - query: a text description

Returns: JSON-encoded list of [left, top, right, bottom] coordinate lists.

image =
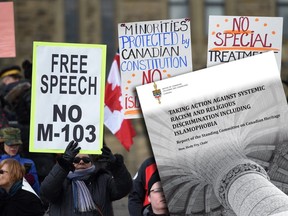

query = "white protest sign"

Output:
[[30, 42, 106, 154], [136, 52, 288, 214], [207, 16, 283, 71], [118, 18, 193, 119]]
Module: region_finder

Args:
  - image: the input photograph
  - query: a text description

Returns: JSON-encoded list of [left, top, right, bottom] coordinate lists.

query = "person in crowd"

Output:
[[128, 156, 157, 216], [3, 61, 31, 128], [0, 64, 25, 122], [0, 65, 23, 91], [0, 62, 31, 147], [0, 61, 57, 184], [0, 158, 45, 216], [142, 170, 170, 216], [0, 127, 40, 194], [40, 140, 133, 216]]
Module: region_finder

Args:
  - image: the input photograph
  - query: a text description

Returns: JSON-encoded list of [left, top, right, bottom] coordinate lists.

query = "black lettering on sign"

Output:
[[40, 75, 97, 95], [37, 124, 53, 141], [53, 105, 82, 122], [51, 54, 88, 73]]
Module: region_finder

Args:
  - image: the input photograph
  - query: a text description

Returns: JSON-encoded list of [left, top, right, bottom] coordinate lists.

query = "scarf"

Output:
[[9, 180, 22, 197], [0, 180, 22, 199], [67, 165, 97, 213]]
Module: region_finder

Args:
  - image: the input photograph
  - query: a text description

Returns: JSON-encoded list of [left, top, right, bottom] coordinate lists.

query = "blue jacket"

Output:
[[0, 154, 40, 194]]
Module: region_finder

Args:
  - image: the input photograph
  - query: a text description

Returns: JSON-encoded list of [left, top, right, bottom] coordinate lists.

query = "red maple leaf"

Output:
[[105, 82, 123, 112]]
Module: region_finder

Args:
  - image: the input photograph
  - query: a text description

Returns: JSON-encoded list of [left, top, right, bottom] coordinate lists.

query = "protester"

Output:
[[142, 170, 170, 216], [0, 64, 25, 122], [0, 65, 23, 91], [0, 127, 40, 194], [3, 61, 31, 128], [1, 61, 57, 184], [0, 62, 31, 147], [40, 140, 133, 216], [0, 158, 45, 216], [128, 156, 158, 216]]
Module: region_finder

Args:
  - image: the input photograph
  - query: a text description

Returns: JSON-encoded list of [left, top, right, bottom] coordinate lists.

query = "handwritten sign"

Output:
[[207, 16, 283, 71], [136, 52, 288, 214], [118, 18, 193, 119], [30, 42, 106, 154], [0, 2, 16, 58]]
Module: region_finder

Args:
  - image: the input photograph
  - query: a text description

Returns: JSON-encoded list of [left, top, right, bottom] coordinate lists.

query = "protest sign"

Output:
[[207, 16, 283, 71], [30, 42, 106, 154], [0, 2, 16, 58], [118, 18, 193, 119], [136, 52, 288, 215]]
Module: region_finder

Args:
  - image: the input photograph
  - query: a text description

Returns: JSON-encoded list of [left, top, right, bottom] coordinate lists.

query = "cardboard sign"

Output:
[[30, 42, 106, 154], [207, 16, 283, 71], [118, 18, 193, 119], [136, 52, 288, 214], [0, 2, 16, 58]]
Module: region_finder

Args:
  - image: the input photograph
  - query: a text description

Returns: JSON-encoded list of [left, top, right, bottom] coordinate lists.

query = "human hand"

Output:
[[100, 145, 116, 163], [62, 140, 81, 164]]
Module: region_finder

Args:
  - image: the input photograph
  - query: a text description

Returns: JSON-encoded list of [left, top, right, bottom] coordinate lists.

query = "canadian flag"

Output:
[[104, 52, 136, 151]]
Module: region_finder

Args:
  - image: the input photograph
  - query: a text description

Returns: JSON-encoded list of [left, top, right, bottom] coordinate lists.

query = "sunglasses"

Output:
[[73, 157, 91, 164], [0, 169, 8, 175]]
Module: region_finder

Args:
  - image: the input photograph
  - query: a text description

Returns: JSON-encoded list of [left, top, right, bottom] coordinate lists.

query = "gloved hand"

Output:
[[62, 140, 81, 163], [100, 145, 116, 163], [57, 140, 81, 171], [99, 145, 124, 171]]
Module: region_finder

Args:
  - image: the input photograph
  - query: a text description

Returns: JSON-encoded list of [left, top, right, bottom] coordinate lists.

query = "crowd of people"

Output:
[[0, 62, 170, 215]]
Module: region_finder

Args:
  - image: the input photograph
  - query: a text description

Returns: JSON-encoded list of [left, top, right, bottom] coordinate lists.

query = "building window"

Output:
[[64, 0, 79, 42], [169, 0, 189, 19], [205, 0, 225, 35], [277, 0, 288, 40]]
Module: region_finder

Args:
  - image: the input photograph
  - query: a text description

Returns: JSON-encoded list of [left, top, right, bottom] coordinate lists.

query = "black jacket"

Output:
[[40, 154, 132, 216], [0, 185, 44, 216], [128, 156, 157, 216], [142, 205, 170, 216]]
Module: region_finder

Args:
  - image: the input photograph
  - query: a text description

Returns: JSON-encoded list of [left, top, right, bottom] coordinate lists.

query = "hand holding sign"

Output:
[[57, 140, 81, 171], [30, 42, 106, 154], [100, 145, 116, 163], [63, 140, 81, 163]]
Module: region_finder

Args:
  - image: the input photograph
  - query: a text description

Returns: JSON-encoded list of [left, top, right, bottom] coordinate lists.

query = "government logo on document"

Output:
[[152, 82, 161, 104]]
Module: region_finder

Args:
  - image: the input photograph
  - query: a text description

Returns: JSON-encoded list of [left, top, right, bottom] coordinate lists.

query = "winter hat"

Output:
[[0, 65, 22, 79], [148, 170, 161, 195], [0, 127, 22, 145]]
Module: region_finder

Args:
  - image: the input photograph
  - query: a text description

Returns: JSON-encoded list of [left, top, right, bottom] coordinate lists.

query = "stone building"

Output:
[[1, 0, 288, 80], [1, 0, 288, 215]]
